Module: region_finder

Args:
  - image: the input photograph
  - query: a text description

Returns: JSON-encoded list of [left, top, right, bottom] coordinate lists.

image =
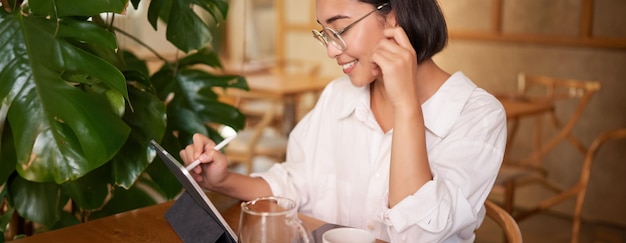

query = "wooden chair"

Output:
[[520, 128, 626, 243], [227, 99, 287, 174], [493, 73, 601, 219], [563, 128, 625, 243], [484, 200, 523, 243], [492, 128, 626, 243], [216, 93, 288, 175]]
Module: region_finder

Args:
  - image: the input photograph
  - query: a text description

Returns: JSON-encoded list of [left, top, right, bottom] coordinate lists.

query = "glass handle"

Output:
[[293, 218, 310, 243]]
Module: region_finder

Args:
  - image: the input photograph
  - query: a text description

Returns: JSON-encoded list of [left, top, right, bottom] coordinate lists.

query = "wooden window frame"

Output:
[[448, 0, 626, 49], [273, 0, 626, 63]]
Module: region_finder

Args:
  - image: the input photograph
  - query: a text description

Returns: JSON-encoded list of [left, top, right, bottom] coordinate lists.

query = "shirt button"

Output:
[[375, 173, 380, 178], [367, 225, 375, 231]]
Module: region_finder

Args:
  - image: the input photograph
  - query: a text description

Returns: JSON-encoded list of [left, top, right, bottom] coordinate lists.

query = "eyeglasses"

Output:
[[312, 3, 389, 51]]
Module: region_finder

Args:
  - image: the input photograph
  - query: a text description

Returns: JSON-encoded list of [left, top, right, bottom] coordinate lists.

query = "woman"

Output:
[[180, 0, 507, 241]]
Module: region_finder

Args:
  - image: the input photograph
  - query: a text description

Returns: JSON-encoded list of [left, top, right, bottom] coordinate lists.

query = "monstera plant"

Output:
[[0, 0, 247, 240]]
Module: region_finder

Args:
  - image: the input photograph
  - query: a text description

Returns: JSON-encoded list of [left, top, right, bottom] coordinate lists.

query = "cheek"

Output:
[[349, 23, 384, 56], [352, 30, 385, 66], [358, 57, 378, 76], [348, 62, 378, 87]]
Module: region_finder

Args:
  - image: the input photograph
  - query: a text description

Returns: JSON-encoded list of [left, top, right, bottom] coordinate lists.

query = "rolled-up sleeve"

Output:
[[381, 92, 507, 242]]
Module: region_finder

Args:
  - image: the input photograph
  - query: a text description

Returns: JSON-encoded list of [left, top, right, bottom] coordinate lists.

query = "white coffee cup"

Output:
[[322, 227, 376, 243]]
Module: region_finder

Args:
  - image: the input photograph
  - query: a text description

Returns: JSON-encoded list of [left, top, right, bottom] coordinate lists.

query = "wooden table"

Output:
[[9, 202, 180, 243], [499, 98, 554, 164], [500, 99, 553, 120], [8, 199, 385, 243], [243, 73, 330, 99], [220, 73, 331, 134]]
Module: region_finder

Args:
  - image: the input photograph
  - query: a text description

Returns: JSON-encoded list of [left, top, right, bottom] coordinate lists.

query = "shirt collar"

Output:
[[422, 71, 476, 137], [334, 72, 476, 137], [337, 79, 369, 119]]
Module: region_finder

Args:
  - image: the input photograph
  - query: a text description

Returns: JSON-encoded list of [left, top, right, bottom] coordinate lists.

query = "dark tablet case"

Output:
[[150, 140, 237, 243]]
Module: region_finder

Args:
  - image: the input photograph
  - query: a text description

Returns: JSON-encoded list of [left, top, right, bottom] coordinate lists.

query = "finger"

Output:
[[375, 37, 408, 58], [179, 149, 188, 164], [383, 27, 413, 50], [192, 133, 214, 158], [371, 51, 392, 71], [195, 153, 211, 171], [180, 144, 195, 166], [193, 173, 204, 182], [371, 41, 399, 69], [194, 163, 203, 174], [377, 38, 413, 65]]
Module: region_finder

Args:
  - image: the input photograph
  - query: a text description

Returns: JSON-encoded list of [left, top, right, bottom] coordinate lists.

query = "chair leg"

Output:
[[245, 157, 253, 175], [504, 181, 516, 214], [571, 189, 587, 243], [571, 216, 580, 243]]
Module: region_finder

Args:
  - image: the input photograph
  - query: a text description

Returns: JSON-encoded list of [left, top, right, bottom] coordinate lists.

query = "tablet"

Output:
[[150, 140, 238, 242]]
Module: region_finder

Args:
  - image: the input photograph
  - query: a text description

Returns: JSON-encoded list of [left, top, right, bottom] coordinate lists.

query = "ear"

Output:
[[385, 9, 398, 27]]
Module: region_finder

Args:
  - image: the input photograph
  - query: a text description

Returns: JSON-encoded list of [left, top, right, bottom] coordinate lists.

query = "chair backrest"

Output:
[[516, 73, 601, 164], [571, 128, 626, 243], [517, 73, 601, 102], [485, 200, 523, 243]]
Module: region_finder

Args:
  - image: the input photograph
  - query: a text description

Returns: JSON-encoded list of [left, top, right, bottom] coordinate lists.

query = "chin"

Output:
[[348, 72, 376, 87], [348, 77, 374, 88]]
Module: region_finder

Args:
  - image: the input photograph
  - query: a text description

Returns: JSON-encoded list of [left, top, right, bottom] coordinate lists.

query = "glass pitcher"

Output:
[[238, 196, 310, 243]]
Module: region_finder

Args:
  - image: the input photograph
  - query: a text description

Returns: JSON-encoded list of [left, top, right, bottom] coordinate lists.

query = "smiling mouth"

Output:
[[341, 60, 357, 71]]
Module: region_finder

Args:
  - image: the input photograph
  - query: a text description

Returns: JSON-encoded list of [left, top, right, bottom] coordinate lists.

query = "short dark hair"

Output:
[[360, 0, 448, 62]]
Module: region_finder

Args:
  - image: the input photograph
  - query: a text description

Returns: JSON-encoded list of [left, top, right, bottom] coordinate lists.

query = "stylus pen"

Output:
[[185, 135, 237, 171]]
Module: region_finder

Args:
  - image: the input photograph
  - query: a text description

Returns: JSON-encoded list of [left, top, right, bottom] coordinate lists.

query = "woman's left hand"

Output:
[[370, 26, 420, 110]]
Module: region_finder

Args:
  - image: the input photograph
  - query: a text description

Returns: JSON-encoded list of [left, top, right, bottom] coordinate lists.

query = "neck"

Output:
[[371, 59, 449, 105], [369, 59, 449, 132]]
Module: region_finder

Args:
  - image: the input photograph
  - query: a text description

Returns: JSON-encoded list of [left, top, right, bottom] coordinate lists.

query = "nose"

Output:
[[325, 44, 343, 58]]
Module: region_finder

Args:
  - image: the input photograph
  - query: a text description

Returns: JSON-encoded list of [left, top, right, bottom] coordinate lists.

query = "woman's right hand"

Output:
[[179, 133, 231, 190]]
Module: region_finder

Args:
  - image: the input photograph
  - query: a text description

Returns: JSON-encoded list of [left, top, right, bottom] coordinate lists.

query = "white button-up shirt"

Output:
[[252, 72, 507, 242]]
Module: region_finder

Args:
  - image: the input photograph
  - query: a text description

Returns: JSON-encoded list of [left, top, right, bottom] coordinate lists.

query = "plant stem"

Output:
[[113, 26, 172, 65]]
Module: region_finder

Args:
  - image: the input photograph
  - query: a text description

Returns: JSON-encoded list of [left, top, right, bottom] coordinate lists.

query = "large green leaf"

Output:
[[86, 183, 158, 221], [144, 146, 183, 200], [0, 186, 13, 236], [60, 164, 111, 211], [152, 67, 247, 134], [48, 211, 81, 231], [121, 51, 151, 80], [0, 11, 130, 183], [147, 0, 171, 30], [28, 0, 128, 17], [178, 47, 224, 68], [8, 175, 69, 227], [43, 18, 129, 99], [167, 0, 212, 53], [147, 0, 228, 52], [111, 86, 167, 189], [189, 0, 229, 23], [0, 125, 16, 186], [0, 13, 21, 188]]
